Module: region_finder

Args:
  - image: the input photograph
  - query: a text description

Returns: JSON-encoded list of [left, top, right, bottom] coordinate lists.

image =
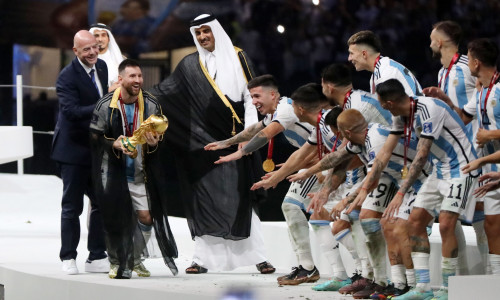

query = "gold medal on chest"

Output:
[[401, 165, 408, 179], [453, 79, 459, 86], [491, 99, 497, 107], [262, 159, 275, 172]]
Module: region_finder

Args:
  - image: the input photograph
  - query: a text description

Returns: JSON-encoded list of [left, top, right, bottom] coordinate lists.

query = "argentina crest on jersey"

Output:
[[423, 122, 432, 134], [369, 151, 376, 161]]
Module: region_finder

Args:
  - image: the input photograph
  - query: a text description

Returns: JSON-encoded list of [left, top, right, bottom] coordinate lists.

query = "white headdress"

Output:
[[89, 23, 124, 86], [189, 14, 248, 103]]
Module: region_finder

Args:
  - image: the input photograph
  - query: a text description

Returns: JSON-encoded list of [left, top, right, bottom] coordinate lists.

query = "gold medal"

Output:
[[262, 159, 275, 172], [401, 165, 408, 179]]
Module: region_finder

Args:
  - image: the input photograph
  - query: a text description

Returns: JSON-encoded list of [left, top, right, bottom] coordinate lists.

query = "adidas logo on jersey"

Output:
[[405, 209, 411, 214], [451, 202, 459, 207], [373, 201, 381, 206]]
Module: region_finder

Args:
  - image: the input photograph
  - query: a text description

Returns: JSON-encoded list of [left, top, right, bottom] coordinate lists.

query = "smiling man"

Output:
[[89, 23, 125, 91], [347, 30, 422, 97], [149, 14, 274, 275], [90, 59, 178, 279], [52, 30, 108, 275]]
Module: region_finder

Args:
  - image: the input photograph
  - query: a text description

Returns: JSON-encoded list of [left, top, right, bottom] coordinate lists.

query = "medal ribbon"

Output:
[[118, 94, 139, 137], [371, 55, 381, 92], [316, 111, 324, 159], [479, 71, 500, 127], [438, 53, 460, 89], [403, 98, 416, 173], [266, 114, 275, 161], [330, 89, 353, 153]]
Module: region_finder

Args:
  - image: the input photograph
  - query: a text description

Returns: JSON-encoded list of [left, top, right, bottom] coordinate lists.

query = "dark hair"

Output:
[[118, 58, 141, 73], [247, 74, 278, 90], [433, 21, 462, 46], [323, 106, 344, 129], [291, 83, 327, 111], [468, 38, 499, 68], [376, 79, 407, 102], [321, 63, 352, 86], [347, 31, 382, 53]]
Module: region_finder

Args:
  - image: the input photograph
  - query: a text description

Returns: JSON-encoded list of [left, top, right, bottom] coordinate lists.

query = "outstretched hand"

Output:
[[204, 141, 230, 151], [251, 176, 279, 190], [473, 172, 500, 197], [330, 198, 347, 221], [214, 150, 243, 164], [287, 171, 310, 183], [423, 86, 446, 100], [382, 192, 404, 219], [306, 189, 329, 214], [462, 159, 483, 174]]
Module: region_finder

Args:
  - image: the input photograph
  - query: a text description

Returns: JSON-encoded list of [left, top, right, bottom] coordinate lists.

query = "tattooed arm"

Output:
[[398, 137, 432, 194], [346, 133, 401, 213], [205, 121, 265, 151], [307, 161, 348, 213], [383, 137, 432, 219], [213, 122, 285, 164], [287, 148, 353, 182], [241, 121, 285, 154]]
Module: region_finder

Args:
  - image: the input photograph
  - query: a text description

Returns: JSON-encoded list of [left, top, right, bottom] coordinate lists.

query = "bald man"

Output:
[[51, 30, 109, 275]]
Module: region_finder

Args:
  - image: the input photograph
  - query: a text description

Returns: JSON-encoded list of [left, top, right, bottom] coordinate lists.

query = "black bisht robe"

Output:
[[90, 91, 178, 276], [149, 50, 266, 240]]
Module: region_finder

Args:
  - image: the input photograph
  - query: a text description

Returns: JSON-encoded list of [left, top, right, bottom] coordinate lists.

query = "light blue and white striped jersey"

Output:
[[344, 89, 393, 126], [372, 56, 422, 97], [438, 54, 475, 109], [262, 97, 313, 149], [463, 79, 500, 172], [346, 123, 431, 189], [308, 109, 365, 186], [391, 96, 478, 179]]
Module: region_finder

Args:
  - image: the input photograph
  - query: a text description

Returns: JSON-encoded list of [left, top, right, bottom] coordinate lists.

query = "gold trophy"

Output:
[[121, 114, 169, 158]]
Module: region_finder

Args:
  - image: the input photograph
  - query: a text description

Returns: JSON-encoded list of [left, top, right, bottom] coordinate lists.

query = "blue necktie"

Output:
[[89, 69, 99, 95]]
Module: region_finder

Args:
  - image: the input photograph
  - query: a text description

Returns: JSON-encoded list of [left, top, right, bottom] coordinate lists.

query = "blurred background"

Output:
[[1, 0, 499, 220]]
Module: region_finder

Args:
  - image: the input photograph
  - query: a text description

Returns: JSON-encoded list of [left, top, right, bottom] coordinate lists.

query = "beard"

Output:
[[431, 49, 441, 60], [125, 85, 140, 96]]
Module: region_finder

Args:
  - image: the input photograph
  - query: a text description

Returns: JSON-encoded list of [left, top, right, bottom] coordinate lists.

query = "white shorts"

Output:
[[128, 181, 149, 211], [414, 175, 476, 222], [284, 171, 325, 212], [361, 175, 398, 213]]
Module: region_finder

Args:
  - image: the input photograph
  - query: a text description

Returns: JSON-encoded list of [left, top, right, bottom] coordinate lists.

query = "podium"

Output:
[[0, 126, 33, 164]]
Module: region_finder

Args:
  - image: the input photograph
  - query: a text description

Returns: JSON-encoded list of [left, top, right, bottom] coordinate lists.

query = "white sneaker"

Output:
[[62, 259, 78, 275], [84, 257, 110, 273]]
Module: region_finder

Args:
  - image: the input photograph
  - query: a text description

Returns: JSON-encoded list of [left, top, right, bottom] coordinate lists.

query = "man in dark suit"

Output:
[[52, 30, 109, 275]]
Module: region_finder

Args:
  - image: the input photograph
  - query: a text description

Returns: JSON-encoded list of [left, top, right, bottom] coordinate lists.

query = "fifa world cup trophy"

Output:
[[121, 114, 168, 158]]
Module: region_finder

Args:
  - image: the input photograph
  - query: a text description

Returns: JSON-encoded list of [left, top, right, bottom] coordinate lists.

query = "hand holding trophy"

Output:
[[121, 114, 169, 158]]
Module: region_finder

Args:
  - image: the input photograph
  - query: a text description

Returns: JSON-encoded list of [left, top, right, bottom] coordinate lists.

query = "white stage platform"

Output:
[[0, 174, 497, 300]]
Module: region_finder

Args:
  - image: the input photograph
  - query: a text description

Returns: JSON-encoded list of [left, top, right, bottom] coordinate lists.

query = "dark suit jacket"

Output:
[[51, 58, 108, 165]]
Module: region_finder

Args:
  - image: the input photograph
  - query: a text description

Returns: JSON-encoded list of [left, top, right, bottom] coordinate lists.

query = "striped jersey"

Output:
[[307, 109, 364, 186], [438, 54, 475, 109], [262, 97, 313, 148], [344, 89, 393, 126], [346, 123, 430, 189], [391, 96, 478, 179], [463, 79, 500, 172], [372, 56, 422, 97]]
